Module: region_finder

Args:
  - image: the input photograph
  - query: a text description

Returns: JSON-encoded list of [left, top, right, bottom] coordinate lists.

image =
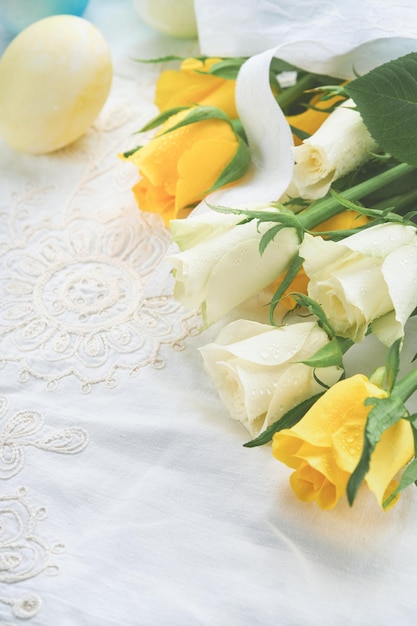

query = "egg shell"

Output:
[[0, 15, 113, 154], [133, 0, 197, 39], [0, 0, 91, 35]]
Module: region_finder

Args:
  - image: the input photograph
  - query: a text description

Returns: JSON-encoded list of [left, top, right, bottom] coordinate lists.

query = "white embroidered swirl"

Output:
[[1, 213, 201, 391]]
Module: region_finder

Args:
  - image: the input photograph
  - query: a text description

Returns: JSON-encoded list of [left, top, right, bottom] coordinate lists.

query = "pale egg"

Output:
[[133, 0, 198, 39], [0, 0, 91, 35], [0, 14, 113, 154]]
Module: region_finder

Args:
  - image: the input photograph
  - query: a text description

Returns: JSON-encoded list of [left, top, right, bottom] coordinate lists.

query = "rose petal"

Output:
[[176, 136, 238, 209], [365, 418, 414, 506], [202, 225, 299, 325]]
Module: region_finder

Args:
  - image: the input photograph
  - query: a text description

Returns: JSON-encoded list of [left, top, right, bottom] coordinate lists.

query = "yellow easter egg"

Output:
[[0, 14, 113, 154]]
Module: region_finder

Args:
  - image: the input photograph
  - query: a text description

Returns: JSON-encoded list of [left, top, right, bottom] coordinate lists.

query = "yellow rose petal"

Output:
[[175, 136, 238, 209], [272, 430, 305, 470], [290, 375, 386, 447], [312, 210, 369, 234], [290, 463, 339, 509], [155, 57, 238, 119], [132, 176, 175, 224], [366, 418, 414, 507]]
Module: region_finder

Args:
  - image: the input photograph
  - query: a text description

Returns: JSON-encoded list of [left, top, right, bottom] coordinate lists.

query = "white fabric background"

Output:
[[1, 2, 417, 625]]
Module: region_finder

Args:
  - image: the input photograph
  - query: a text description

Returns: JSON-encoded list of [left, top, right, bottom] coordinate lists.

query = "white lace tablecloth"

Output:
[[2, 2, 417, 625]]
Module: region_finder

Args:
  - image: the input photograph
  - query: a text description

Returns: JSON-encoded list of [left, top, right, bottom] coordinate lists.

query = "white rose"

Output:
[[168, 210, 300, 326], [289, 99, 379, 201], [300, 222, 417, 345], [199, 319, 341, 437]]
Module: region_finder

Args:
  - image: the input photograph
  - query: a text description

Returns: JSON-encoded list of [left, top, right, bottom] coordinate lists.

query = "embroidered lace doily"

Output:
[[0, 64, 201, 393]]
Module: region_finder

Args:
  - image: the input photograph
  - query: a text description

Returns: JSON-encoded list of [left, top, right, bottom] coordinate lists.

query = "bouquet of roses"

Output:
[[121, 49, 417, 512]]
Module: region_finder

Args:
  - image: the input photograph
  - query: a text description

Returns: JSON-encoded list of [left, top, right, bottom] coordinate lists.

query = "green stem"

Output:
[[299, 163, 417, 230], [393, 366, 417, 403], [276, 73, 318, 113], [373, 187, 417, 214]]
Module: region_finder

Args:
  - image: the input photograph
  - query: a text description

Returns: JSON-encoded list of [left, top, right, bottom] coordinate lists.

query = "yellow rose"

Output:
[[155, 57, 238, 119], [125, 109, 240, 225], [272, 374, 414, 510]]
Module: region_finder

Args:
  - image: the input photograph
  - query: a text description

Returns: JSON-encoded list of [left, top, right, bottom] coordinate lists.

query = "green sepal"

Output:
[[369, 366, 387, 389], [303, 102, 342, 114], [268, 253, 304, 324], [243, 392, 324, 448], [346, 394, 408, 506], [270, 58, 300, 74], [122, 145, 143, 158], [368, 338, 402, 393], [132, 54, 206, 63], [201, 57, 247, 80], [259, 222, 300, 255], [383, 455, 417, 509], [300, 336, 353, 369], [309, 226, 373, 241], [158, 105, 235, 135], [258, 209, 305, 242], [305, 84, 349, 100], [328, 189, 408, 225], [385, 338, 402, 392], [210, 204, 305, 241], [204, 135, 251, 194], [345, 52, 417, 166], [291, 293, 336, 339], [231, 119, 247, 141], [135, 106, 191, 133], [289, 125, 311, 142]]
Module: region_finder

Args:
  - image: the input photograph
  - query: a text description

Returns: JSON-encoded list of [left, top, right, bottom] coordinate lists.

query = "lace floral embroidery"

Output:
[[0, 396, 88, 480], [0, 487, 64, 620], [0, 397, 88, 622], [0, 81, 202, 393], [0, 210, 201, 392]]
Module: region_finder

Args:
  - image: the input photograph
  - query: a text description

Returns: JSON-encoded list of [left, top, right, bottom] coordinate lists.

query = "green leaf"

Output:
[[204, 135, 251, 194], [243, 392, 324, 448], [345, 53, 417, 166], [346, 394, 407, 505], [300, 336, 353, 368]]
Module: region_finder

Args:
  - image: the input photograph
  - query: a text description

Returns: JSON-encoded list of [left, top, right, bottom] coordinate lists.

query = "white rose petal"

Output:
[[200, 319, 341, 436], [300, 223, 417, 344], [168, 211, 300, 326]]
